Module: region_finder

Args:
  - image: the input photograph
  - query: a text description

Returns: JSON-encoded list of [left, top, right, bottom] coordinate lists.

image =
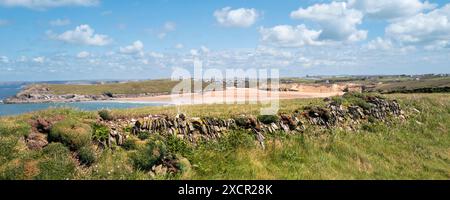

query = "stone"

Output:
[[26, 132, 48, 150]]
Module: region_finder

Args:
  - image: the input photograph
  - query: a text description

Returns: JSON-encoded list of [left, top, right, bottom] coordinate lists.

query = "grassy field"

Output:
[[0, 93, 449, 180], [41, 79, 181, 95], [371, 77, 450, 93]]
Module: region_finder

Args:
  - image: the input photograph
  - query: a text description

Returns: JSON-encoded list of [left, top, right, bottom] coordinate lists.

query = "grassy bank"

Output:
[[0, 93, 449, 180], [43, 79, 181, 95]]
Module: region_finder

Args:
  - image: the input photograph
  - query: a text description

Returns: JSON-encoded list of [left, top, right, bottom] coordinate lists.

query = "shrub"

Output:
[[257, 115, 279, 124], [175, 155, 192, 174], [98, 109, 113, 121], [234, 116, 248, 127], [122, 137, 138, 150], [92, 123, 110, 143], [77, 146, 96, 166], [131, 139, 167, 171], [342, 92, 373, 110], [166, 135, 192, 156], [137, 131, 150, 140], [49, 119, 92, 150], [103, 91, 114, 98], [37, 143, 76, 180]]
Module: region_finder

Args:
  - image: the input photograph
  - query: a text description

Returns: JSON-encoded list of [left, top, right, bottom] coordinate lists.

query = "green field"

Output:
[[40, 79, 181, 95], [1, 93, 449, 180]]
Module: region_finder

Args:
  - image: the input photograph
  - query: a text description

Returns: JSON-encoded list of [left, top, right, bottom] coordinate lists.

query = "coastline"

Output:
[[3, 88, 343, 105]]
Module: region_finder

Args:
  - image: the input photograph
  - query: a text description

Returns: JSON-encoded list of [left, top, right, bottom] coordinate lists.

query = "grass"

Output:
[[371, 77, 450, 93], [36, 79, 181, 95], [0, 93, 449, 180]]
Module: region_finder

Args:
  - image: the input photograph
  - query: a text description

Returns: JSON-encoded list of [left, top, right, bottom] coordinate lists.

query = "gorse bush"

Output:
[[257, 115, 279, 124], [49, 119, 92, 150], [122, 137, 138, 150], [137, 131, 150, 140], [92, 123, 110, 143], [98, 109, 113, 121], [166, 135, 192, 157], [131, 139, 167, 171], [77, 146, 96, 166]]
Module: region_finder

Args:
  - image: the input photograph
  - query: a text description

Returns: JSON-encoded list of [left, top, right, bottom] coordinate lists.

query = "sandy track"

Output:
[[115, 87, 343, 105]]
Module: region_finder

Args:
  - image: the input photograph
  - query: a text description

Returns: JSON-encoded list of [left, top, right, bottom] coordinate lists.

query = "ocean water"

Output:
[[0, 102, 166, 116], [0, 83, 23, 100], [0, 83, 166, 116]]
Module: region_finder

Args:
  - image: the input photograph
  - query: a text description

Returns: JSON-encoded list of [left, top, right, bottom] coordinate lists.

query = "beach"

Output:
[[116, 87, 344, 105]]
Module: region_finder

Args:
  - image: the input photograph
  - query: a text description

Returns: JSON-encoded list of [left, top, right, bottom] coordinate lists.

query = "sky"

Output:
[[0, 0, 449, 81]]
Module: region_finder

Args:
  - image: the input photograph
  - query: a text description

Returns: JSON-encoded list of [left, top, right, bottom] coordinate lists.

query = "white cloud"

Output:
[[50, 18, 70, 26], [200, 46, 210, 53], [386, 4, 450, 49], [366, 37, 393, 50], [0, 0, 99, 9], [157, 21, 176, 39], [214, 7, 259, 28], [119, 40, 144, 55], [33, 56, 45, 63], [163, 21, 176, 32], [256, 46, 293, 58], [0, 56, 9, 63], [175, 43, 184, 49], [291, 1, 367, 42], [48, 24, 112, 46], [77, 51, 90, 58], [259, 25, 322, 47], [149, 51, 164, 58], [190, 49, 199, 56], [348, 0, 436, 20]]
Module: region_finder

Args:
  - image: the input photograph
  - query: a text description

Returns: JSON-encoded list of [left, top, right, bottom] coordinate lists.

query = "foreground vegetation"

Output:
[[0, 93, 449, 180]]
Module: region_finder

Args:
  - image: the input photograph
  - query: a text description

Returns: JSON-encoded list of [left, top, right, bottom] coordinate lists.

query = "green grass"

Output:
[[372, 77, 450, 93], [38, 79, 181, 95], [0, 93, 449, 180]]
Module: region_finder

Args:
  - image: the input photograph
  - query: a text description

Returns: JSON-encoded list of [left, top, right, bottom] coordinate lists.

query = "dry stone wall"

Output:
[[104, 95, 405, 149]]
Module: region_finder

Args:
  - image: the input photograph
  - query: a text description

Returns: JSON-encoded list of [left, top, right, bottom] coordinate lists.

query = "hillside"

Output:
[[1, 93, 449, 180]]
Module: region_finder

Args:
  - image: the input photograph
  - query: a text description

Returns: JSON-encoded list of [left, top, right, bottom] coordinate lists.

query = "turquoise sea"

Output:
[[0, 83, 166, 116]]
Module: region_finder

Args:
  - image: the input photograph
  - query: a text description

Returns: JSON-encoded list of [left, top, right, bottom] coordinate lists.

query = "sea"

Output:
[[0, 82, 166, 116]]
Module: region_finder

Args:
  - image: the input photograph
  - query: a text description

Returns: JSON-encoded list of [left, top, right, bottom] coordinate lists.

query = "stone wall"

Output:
[[104, 95, 405, 149]]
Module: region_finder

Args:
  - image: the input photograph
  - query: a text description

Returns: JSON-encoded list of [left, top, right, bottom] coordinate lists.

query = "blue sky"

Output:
[[0, 0, 449, 81]]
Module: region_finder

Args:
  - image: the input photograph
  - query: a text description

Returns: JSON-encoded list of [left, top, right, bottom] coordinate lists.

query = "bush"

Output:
[[137, 131, 150, 140], [49, 119, 92, 150], [98, 109, 113, 121], [37, 143, 76, 180], [166, 135, 192, 156], [234, 116, 248, 127], [92, 123, 110, 143], [122, 137, 138, 150], [257, 115, 279, 124], [175, 155, 191, 174], [131, 139, 167, 171], [77, 146, 96, 166]]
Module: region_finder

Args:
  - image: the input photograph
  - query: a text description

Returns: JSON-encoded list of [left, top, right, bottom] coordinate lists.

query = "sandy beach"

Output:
[[115, 87, 344, 105]]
